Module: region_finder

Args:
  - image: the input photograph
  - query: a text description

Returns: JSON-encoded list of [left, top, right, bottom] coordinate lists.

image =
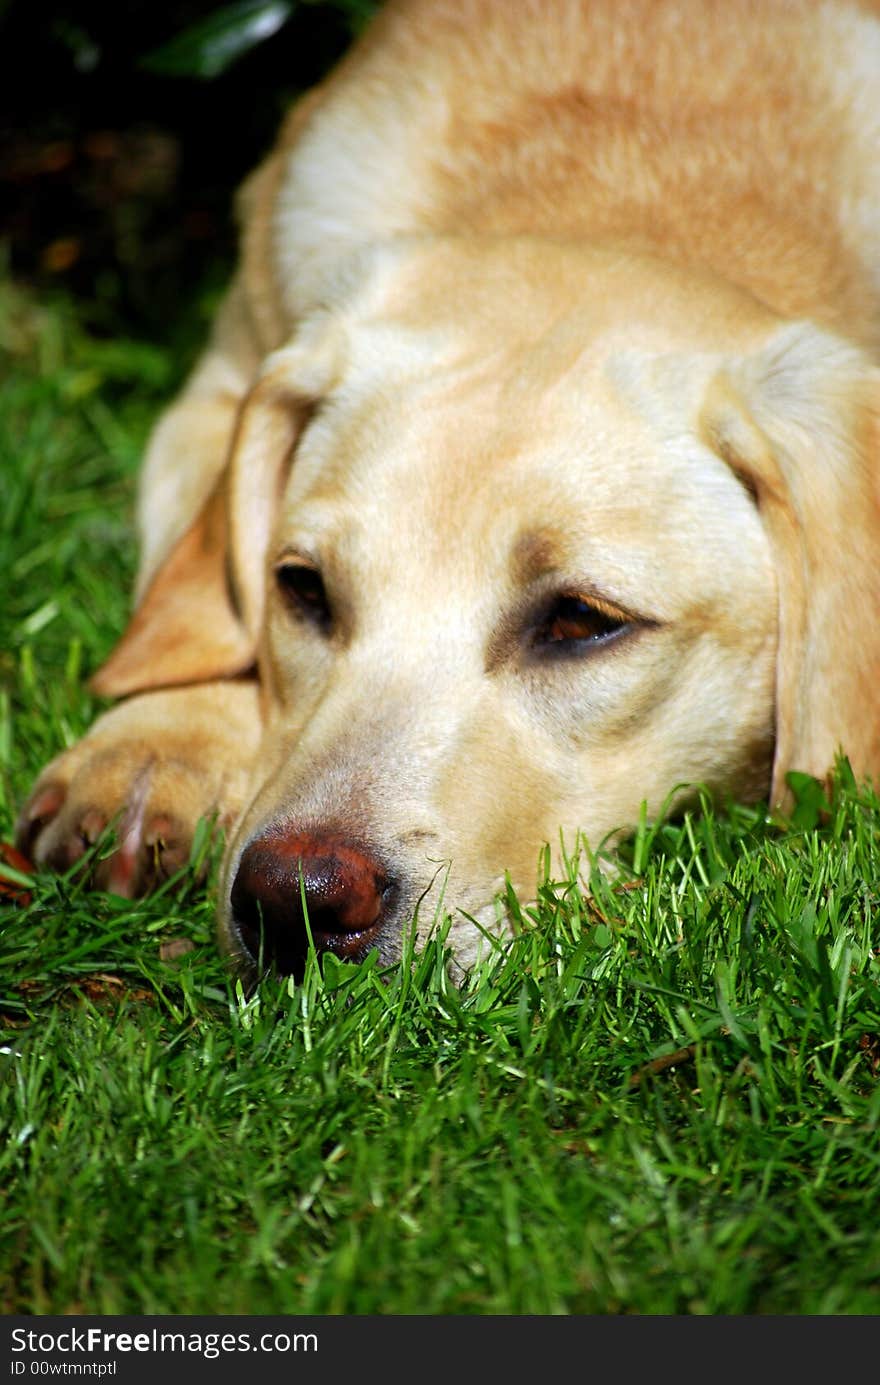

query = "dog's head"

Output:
[[96, 241, 880, 980]]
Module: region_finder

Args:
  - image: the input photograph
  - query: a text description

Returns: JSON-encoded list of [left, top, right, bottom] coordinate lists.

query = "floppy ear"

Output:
[[91, 339, 336, 698], [700, 323, 880, 807]]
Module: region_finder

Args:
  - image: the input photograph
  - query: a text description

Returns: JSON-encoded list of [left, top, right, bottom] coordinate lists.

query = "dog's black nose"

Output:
[[230, 828, 392, 975]]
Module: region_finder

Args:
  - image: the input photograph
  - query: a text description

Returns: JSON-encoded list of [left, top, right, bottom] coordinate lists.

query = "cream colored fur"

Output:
[[19, 0, 880, 975]]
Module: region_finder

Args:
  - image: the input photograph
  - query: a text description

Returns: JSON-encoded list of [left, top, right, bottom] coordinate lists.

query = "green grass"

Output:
[[2, 281, 879, 1315]]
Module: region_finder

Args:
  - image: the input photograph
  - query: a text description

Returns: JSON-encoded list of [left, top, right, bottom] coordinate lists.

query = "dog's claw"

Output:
[[143, 814, 173, 850], [102, 844, 140, 898], [79, 808, 107, 845], [144, 815, 188, 878], [17, 783, 66, 857]]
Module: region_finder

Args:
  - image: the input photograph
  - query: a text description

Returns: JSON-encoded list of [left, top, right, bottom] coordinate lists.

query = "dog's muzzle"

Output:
[[229, 827, 394, 977]]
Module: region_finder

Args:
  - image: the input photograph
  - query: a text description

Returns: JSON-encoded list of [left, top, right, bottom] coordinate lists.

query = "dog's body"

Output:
[[19, 0, 880, 978]]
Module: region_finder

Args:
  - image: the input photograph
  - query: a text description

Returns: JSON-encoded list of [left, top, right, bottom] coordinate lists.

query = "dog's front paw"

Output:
[[16, 682, 262, 897]]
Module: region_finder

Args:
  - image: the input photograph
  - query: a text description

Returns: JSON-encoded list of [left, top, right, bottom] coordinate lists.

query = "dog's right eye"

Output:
[[275, 561, 332, 630]]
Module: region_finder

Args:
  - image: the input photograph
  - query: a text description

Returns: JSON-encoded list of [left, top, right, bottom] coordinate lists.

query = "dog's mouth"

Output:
[[235, 912, 382, 976], [302, 917, 383, 959]]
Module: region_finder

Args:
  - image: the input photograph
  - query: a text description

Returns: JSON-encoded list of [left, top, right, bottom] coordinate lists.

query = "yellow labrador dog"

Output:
[[18, 0, 880, 980]]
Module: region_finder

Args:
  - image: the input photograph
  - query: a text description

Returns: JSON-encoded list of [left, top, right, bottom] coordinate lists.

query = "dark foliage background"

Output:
[[0, 1, 375, 337]]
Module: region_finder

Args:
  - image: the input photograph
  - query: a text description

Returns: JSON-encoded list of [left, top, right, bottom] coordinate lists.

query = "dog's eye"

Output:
[[534, 594, 628, 650], [275, 561, 331, 630]]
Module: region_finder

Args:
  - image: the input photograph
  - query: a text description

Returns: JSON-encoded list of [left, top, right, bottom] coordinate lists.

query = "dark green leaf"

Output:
[[141, 0, 295, 79]]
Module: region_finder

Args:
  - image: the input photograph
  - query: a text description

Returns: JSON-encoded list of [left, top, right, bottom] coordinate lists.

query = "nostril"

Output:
[[228, 843, 279, 968], [230, 829, 393, 976]]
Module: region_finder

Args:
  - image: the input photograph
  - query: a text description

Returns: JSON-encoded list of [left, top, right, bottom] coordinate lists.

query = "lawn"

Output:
[[1, 279, 879, 1315]]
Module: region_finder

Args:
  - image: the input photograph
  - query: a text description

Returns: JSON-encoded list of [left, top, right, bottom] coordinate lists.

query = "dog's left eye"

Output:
[[534, 593, 629, 650], [275, 561, 332, 630]]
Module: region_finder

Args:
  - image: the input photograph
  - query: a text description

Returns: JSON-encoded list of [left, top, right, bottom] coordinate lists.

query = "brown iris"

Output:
[[536, 593, 628, 649]]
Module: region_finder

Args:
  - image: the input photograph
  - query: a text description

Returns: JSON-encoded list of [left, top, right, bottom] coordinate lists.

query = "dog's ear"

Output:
[[701, 324, 880, 807], [91, 337, 339, 697]]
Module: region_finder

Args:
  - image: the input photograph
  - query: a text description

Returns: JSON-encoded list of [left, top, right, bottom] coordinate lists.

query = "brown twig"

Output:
[[629, 1043, 698, 1086]]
